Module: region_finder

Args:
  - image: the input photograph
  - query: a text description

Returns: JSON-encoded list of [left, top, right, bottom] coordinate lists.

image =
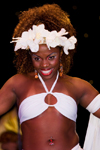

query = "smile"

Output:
[[40, 69, 53, 76]]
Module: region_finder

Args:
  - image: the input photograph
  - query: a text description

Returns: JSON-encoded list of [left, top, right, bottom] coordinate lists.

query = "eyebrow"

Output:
[[47, 52, 57, 57], [32, 54, 40, 57], [32, 52, 57, 58]]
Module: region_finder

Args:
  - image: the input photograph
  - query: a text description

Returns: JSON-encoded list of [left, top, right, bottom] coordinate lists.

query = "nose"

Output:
[[41, 59, 49, 68]]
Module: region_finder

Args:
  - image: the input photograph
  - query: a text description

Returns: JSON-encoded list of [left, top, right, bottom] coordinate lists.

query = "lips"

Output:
[[40, 69, 53, 76]]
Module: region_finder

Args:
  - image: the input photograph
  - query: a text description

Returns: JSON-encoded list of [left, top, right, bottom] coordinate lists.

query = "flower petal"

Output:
[[58, 28, 68, 36], [68, 36, 77, 49], [14, 40, 28, 51], [29, 43, 39, 52], [63, 46, 69, 55]]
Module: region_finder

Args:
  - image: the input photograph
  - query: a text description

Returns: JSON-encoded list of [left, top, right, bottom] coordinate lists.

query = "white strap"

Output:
[[38, 72, 59, 93], [86, 94, 100, 113], [50, 72, 59, 93], [38, 74, 48, 93]]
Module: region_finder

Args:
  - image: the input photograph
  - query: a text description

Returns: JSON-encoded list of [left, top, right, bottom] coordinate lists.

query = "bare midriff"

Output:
[[21, 107, 79, 150]]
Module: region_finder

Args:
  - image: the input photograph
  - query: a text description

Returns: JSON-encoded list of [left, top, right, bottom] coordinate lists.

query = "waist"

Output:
[[22, 144, 82, 150], [22, 133, 79, 150]]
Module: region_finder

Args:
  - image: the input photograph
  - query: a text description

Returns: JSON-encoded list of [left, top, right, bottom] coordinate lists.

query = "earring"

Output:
[[35, 70, 38, 79], [59, 62, 63, 77]]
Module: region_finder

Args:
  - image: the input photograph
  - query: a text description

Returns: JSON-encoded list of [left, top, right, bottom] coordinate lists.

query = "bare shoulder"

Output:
[[0, 72, 36, 115], [61, 74, 91, 93], [4, 72, 35, 86], [0, 73, 29, 116], [62, 74, 99, 106], [65, 74, 98, 93], [63, 74, 89, 86], [70, 76, 98, 93], [2, 74, 24, 89], [1, 72, 35, 97], [68, 75, 90, 87]]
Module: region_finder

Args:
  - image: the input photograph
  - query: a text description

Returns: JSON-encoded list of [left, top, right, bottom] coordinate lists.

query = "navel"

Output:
[[48, 137, 55, 146]]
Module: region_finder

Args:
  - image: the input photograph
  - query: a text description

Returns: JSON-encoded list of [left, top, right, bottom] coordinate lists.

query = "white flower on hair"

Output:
[[11, 24, 77, 55], [63, 36, 77, 55], [32, 24, 50, 47], [46, 28, 68, 49], [11, 24, 49, 52], [12, 29, 36, 51]]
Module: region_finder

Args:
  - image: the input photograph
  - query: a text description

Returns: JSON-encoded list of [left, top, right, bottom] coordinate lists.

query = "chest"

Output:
[[17, 77, 80, 110], [17, 79, 78, 107], [18, 74, 79, 125]]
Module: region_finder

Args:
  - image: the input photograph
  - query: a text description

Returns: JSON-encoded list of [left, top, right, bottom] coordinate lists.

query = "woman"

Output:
[[0, 4, 100, 150]]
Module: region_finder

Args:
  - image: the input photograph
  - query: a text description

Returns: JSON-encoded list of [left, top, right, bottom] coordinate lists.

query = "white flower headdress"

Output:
[[11, 24, 77, 55]]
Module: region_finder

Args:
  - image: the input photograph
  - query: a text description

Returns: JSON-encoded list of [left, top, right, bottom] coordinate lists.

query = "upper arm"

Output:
[[79, 79, 99, 108], [0, 77, 17, 116], [76, 78, 100, 118]]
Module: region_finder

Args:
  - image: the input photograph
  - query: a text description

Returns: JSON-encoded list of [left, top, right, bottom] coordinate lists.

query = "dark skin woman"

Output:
[[0, 4, 100, 150]]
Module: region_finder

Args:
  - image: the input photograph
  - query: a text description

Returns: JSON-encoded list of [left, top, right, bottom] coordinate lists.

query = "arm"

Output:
[[0, 77, 17, 116], [72, 78, 100, 150], [74, 78, 100, 118], [80, 81, 100, 150]]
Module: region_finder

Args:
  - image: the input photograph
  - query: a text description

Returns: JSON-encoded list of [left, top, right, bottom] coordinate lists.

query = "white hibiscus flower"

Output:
[[10, 24, 77, 55]]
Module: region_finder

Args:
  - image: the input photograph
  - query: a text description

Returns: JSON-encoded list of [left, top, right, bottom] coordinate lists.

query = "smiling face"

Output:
[[30, 44, 61, 80]]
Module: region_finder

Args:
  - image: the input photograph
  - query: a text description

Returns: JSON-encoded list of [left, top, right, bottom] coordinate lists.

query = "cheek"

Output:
[[50, 58, 60, 67], [31, 60, 40, 68]]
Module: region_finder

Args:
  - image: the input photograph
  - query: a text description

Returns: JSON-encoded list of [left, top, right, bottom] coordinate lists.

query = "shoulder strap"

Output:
[[38, 72, 59, 93]]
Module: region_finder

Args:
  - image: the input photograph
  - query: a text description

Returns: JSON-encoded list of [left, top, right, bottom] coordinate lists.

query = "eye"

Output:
[[33, 56, 41, 61], [35, 57, 40, 61], [48, 55, 56, 60]]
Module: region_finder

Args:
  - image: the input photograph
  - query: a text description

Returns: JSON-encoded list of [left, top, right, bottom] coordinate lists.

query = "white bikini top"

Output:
[[18, 72, 77, 124]]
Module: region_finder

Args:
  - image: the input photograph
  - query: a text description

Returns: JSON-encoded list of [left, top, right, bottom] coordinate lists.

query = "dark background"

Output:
[[0, 0, 100, 147]]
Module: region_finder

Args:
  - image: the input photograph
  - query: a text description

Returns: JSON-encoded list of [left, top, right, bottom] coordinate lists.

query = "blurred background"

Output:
[[0, 0, 100, 149]]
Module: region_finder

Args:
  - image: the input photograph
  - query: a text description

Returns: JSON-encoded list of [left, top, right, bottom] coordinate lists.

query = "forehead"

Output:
[[31, 44, 60, 56]]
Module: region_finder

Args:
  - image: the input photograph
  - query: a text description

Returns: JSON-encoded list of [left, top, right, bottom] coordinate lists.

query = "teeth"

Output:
[[41, 70, 51, 74]]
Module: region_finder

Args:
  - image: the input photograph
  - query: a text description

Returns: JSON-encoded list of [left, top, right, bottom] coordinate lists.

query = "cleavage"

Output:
[[45, 94, 57, 105]]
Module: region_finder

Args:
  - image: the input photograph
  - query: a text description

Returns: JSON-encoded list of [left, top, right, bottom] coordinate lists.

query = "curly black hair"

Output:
[[12, 4, 77, 74]]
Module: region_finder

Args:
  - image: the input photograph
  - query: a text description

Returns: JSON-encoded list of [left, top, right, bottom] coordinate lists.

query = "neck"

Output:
[[38, 72, 59, 92]]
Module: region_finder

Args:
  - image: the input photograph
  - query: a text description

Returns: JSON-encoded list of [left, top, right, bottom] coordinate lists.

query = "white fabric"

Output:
[[18, 72, 77, 124], [83, 94, 100, 150], [83, 113, 100, 150], [86, 94, 100, 113], [72, 143, 83, 150]]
